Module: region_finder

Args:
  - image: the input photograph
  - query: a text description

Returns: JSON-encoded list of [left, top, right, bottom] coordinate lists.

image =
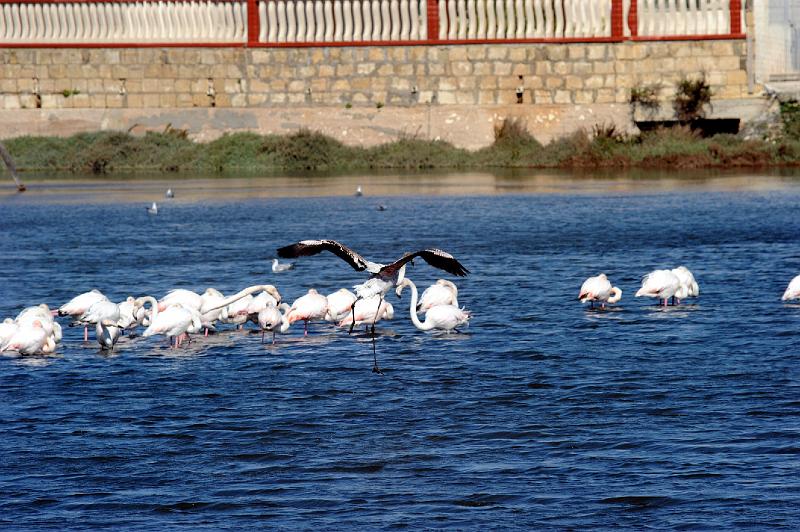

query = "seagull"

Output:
[[165, 188, 174, 198], [355, 186, 363, 197], [277, 239, 469, 373], [147, 202, 158, 215], [271, 258, 295, 273]]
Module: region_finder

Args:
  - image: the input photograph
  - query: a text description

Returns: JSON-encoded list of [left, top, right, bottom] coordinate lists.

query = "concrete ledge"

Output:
[[0, 104, 641, 149]]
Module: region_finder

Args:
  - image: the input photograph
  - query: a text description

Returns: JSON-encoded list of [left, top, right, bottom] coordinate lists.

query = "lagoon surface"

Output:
[[1, 171, 800, 528]]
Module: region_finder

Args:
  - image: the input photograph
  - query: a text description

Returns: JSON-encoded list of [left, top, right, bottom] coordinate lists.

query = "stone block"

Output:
[[554, 90, 572, 104], [467, 45, 486, 61], [595, 88, 615, 103], [0, 79, 16, 92], [143, 94, 160, 107], [458, 77, 477, 90], [439, 77, 458, 91], [177, 94, 194, 107], [215, 94, 232, 107], [452, 61, 473, 76], [498, 77, 519, 89], [496, 90, 517, 105], [91, 95, 106, 108], [357, 63, 376, 75], [389, 47, 407, 61], [2, 94, 21, 109], [160, 94, 177, 107], [568, 46, 585, 60], [594, 61, 614, 75], [494, 62, 512, 76], [585, 75, 604, 89], [574, 90, 593, 104], [394, 64, 414, 76], [127, 94, 144, 108], [437, 91, 456, 104], [587, 44, 607, 60], [231, 93, 248, 107], [456, 91, 475, 104], [535, 62, 552, 75], [319, 65, 336, 77], [508, 48, 526, 61], [553, 61, 570, 75], [566, 76, 583, 90], [368, 48, 386, 61], [473, 62, 493, 76], [711, 41, 735, 56], [480, 77, 498, 89], [488, 47, 507, 60], [448, 47, 468, 61], [428, 63, 446, 76], [478, 90, 496, 104], [546, 46, 567, 61], [106, 94, 124, 108], [193, 94, 210, 107], [534, 90, 553, 104], [573, 61, 592, 75], [512, 63, 531, 76], [726, 70, 747, 87], [546, 77, 564, 89]]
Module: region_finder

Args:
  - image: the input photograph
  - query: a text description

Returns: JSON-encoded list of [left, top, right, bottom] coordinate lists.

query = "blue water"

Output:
[[2, 183, 800, 529]]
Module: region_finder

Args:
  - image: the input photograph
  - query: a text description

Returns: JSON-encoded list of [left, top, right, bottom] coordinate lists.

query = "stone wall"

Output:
[[0, 40, 760, 147]]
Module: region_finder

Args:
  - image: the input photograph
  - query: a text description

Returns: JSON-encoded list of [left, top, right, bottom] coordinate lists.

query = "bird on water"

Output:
[[277, 239, 469, 373]]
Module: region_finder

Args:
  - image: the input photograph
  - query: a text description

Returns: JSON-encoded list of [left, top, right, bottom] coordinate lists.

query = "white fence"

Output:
[[0, 0, 745, 44], [634, 0, 740, 37], [257, 0, 428, 42], [438, 0, 612, 40], [0, 1, 247, 43]]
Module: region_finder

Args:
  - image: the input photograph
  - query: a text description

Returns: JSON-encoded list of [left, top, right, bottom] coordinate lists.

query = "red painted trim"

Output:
[[0, 34, 745, 48], [0, 42, 246, 48], [729, 0, 741, 34], [627, 0, 638, 37], [427, 0, 439, 41], [631, 34, 745, 42], [611, 0, 623, 39], [246, 0, 259, 46]]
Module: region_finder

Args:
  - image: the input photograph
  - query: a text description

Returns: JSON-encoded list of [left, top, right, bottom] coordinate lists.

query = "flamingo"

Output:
[[16, 304, 61, 343], [96, 319, 123, 351], [271, 258, 295, 273], [396, 279, 470, 332], [417, 279, 459, 313], [782, 274, 800, 301], [578, 274, 622, 309], [325, 288, 358, 322], [74, 299, 122, 340], [278, 240, 469, 372], [671, 266, 699, 305], [337, 295, 394, 331], [257, 303, 291, 344], [58, 289, 108, 341], [0, 318, 19, 349], [159, 289, 203, 312], [1, 319, 49, 355], [635, 269, 681, 306], [137, 297, 200, 348], [286, 289, 329, 335]]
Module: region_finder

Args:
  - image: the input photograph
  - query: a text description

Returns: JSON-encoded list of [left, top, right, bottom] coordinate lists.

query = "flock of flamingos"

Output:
[[3, 238, 800, 371]]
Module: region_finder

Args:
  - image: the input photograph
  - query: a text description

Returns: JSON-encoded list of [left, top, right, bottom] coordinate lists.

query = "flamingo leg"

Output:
[[272, 331, 276, 345], [261, 330, 265, 344], [204, 328, 209, 337], [348, 299, 359, 334], [304, 320, 308, 336], [371, 297, 383, 375], [84, 326, 89, 342]]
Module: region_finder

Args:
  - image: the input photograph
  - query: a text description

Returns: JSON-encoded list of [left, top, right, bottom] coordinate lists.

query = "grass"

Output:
[[6, 115, 800, 175]]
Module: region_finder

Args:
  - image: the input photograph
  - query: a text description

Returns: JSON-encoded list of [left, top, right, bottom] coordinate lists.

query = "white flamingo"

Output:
[[781, 274, 800, 301], [635, 269, 681, 306], [1, 319, 50, 355], [137, 297, 200, 348], [417, 279, 459, 313], [671, 266, 699, 304], [578, 274, 622, 309], [16, 304, 61, 343], [96, 319, 123, 351], [337, 295, 394, 330], [58, 289, 108, 341], [286, 289, 329, 335], [278, 240, 469, 373], [257, 303, 291, 344], [396, 279, 470, 332], [0, 318, 19, 349], [325, 288, 357, 322]]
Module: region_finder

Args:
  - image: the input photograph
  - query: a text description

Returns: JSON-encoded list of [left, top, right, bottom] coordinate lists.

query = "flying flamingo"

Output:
[[395, 279, 470, 332], [578, 274, 622, 309], [417, 279, 459, 313], [782, 274, 800, 301], [635, 269, 681, 306], [286, 289, 329, 335], [277, 239, 469, 373]]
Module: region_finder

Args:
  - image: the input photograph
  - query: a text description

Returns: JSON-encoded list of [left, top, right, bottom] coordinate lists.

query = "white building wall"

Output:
[[755, 0, 800, 82]]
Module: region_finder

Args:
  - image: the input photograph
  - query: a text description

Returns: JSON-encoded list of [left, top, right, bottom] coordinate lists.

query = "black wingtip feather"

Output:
[[277, 244, 299, 258]]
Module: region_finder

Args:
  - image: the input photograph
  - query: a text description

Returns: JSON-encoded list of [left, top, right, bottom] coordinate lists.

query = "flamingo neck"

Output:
[[608, 287, 622, 304], [206, 285, 276, 313], [137, 296, 159, 323], [404, 280, 433, 331]]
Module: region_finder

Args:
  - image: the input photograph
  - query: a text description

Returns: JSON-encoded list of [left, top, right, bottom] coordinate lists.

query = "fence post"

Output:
[[247, 0, 260, 45], [427, 0, 439, 41], [627, 0, 637, 38], [611, 0, 623, 40], [729, 0, 741, 34]]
